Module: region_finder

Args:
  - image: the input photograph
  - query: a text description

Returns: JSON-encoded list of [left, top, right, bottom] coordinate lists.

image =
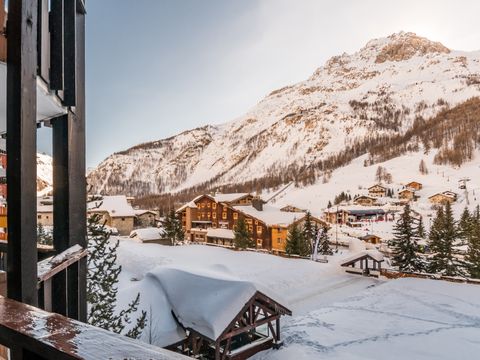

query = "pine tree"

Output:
[[458, 207, 472, 245], [302, 212, 315, 252], [417, 216, 426, 239], [37, 223, 53, 246], [317, 225, 333, 255], [428, 203, 467, 276], [160, 209, 185, 245], [87, 213, 147, 339], [389, 204, 424, 272], [466, 206, 480, 278], [233, 218, 253, 249], [285, 224, 309, 256], [327, 200, 332, 208]]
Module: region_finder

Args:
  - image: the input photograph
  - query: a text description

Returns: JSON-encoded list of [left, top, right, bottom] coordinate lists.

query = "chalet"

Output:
[[429, 191, 457, 205], [353, 195, 377, 206], [406, 181, 423, 191], [37, 196, 54, 227], [368, 184, 387, 198], [177, 194, 326, 252], [129, 227, 171, 246], [398, 189, 416, 202], [359, 234, 382, 245], [324, 208, 349, 224], [134, 209, 158, 227], [87, 195, 136, 235], [146, 266, 292, 359], [341, 250, 384, 277], [280, 205, 305, 213], [207, 228, 235, 247]]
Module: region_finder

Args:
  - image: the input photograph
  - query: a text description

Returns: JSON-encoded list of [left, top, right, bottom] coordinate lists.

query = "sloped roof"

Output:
[[87, 195, 135, 217], [130, 227, 165, 241], [341, 250, 384, 266], [233, 204, 305, 227], [212, 193, 251, 203], [146, 266, 288, 342]]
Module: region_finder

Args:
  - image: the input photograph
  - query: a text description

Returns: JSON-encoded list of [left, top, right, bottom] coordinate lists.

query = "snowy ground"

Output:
[[116, 240, 480, 359]]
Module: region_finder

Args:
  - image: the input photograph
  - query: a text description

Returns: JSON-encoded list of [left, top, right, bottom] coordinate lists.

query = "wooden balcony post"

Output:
[[6, 0, 39, 307]]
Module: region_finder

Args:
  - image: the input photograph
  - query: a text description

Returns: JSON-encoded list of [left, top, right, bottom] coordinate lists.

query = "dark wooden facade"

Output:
[[180, 195, 271, 250]]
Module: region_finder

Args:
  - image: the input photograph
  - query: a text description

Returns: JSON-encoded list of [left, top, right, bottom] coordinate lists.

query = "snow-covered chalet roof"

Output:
[[212, 193, 250, 203], [233, 204, 306, 227], [341, 250, 385, 266], [145, 266, 287, 342], [87, 195, 135, 218], [130, 227, 165, 242]]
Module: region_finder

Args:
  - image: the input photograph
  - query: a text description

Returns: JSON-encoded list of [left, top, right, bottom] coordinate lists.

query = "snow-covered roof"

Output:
[[37, 196, 53, 213], [87, 195, 135, 218], [212, 193, 250, 203], [146, 266, 282, 341], [341, 250, 385, 266], [176, 200, 198, 213], [206, 228, 234, 240], [233, 204, 306, 227], [130, 227, 165, 242], [134, 209, 157, 216]]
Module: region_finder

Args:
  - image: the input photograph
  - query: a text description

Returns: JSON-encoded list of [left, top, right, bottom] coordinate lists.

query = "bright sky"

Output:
[[37, 0, 480, 167]]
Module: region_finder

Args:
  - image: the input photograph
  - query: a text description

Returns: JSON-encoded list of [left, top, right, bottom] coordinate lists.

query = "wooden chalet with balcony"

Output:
[[368, 184, 387, 198], [177, 193, 326, 252]]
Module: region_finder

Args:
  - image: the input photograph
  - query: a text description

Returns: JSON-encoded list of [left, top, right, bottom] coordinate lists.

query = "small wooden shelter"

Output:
[[341, 250, 384, 277]]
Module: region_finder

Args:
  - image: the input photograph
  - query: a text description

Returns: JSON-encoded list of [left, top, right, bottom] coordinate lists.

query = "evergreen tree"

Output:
[[37, 223, 53, 246], [458, 207, 473, 244], [285, 224, 309, 256], [428, 203, 466, 276], [233, 218, 253, 249], [389, 204, 424, 272], [317, 225, 333, 255], [417, 216, 426, 239], [419, 159, 429, 175], [161, 209, 185, 245], [327, 200, 332, 208], [466, 206, 480, 278], [87, 213, 147, 338], [302, 212, 315, 251]]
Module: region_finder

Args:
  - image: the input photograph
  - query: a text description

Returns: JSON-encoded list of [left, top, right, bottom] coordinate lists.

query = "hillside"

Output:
[[88, 32, 480, 201], [37, 153, 53, 196]]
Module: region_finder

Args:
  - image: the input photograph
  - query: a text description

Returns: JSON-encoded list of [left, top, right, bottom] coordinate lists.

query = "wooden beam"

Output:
[[50, 0, 64, 90], [63, 0, 76, 106], [221, 314, 279, 340], [6, 0, 39, 307]]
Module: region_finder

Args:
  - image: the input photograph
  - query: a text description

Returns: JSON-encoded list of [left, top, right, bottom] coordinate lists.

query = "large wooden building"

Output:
[[177, 193, 325, 252]]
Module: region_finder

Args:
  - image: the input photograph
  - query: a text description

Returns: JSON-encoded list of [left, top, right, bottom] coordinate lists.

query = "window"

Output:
[[207, 202, 211, 208], [222, 212, 227, 220], [37, 215, 41, 219], [207, 212, 211, 218], [121, 217, 125, 221], [248, 225, 253, 232], [246, 219, 252, 224], [257, 239, 263, 247], [201, 203, 205, 208], [233, 212, 238, 220], [212, 213, 217, 219], [255, 220, 258, 225], [212, 203, 217, 209], [257, 226, 262, 234]]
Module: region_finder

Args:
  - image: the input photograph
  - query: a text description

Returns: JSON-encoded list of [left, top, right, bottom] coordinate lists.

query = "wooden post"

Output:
[[50, 0, 64, 90], [52, 115, 68, 316], [6, 0, 39, 307], [276, 318, 281, 342]]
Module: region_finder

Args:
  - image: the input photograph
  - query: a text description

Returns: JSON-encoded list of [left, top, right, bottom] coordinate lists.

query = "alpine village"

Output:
[[0, 1, 480, 359]]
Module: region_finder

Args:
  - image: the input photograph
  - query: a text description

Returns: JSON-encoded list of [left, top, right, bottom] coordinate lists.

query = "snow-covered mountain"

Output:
[[37, 153, 53, 196], [88, 32, 480, 197]]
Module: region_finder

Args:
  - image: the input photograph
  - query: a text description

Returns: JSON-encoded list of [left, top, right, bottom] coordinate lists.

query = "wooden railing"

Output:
[[0, 295, 186, 360]]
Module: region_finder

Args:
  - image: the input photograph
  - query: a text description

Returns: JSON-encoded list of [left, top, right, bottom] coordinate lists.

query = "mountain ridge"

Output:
[[88, 32, 480, 198]]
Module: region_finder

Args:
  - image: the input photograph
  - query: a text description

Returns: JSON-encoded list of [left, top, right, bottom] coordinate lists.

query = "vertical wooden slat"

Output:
[[72, 7, 87, 322], [50, 0, 64, 90], [6, 0, 39, 307], [52, 114, 68, 316], [37, 0, 49, 82], [63, 0, 76, 106]]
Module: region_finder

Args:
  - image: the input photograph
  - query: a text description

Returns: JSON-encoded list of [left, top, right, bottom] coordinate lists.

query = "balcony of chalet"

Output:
[[0, 1, 185, 358]]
